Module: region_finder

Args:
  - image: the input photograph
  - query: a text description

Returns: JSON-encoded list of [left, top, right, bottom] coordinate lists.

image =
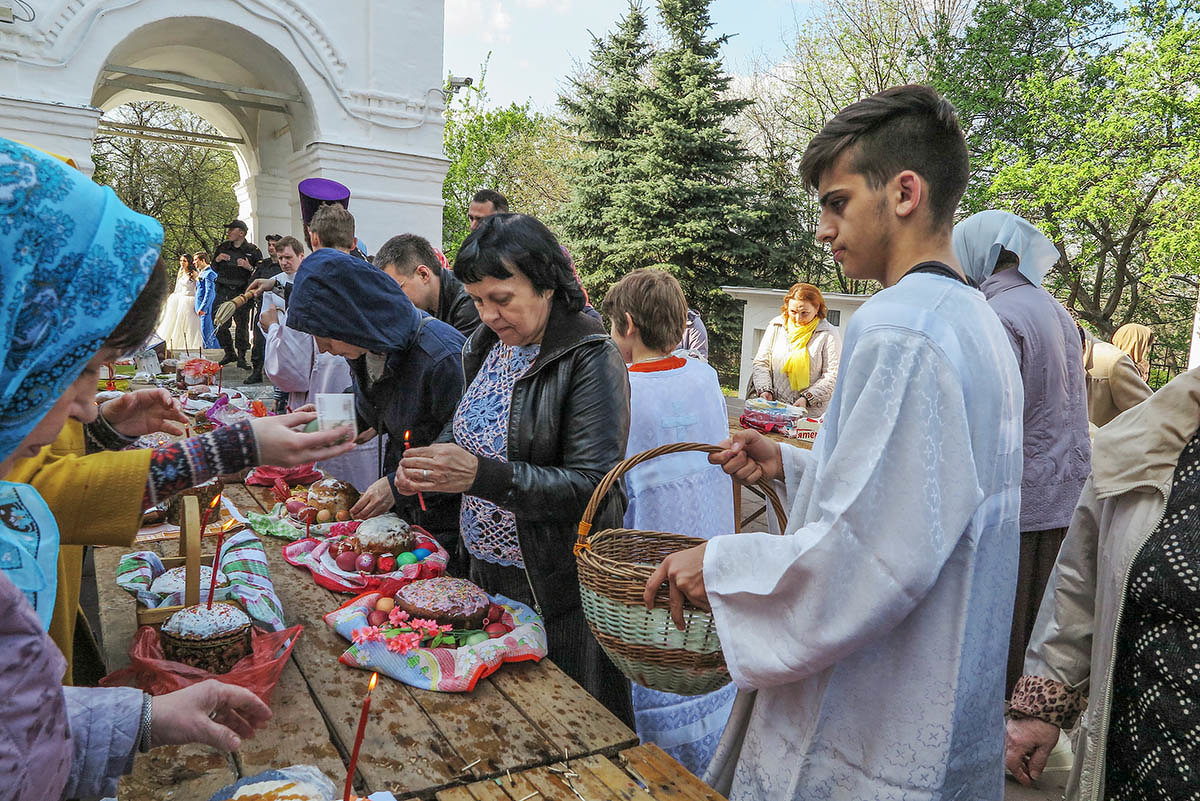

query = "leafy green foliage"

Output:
[[441, 65, 578, 259], [92, 102, 240, 280]]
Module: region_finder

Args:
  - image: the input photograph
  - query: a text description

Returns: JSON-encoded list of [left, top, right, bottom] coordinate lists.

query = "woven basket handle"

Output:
[[575, 441, 789, 550]]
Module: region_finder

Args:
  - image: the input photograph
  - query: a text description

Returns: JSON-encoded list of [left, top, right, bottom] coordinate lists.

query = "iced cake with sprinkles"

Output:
[[394, 577, 491, 629], [160, 602, 252, 673]]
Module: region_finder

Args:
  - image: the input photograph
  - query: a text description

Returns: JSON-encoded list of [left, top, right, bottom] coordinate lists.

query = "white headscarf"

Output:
[[952, 210, 1061, 287]]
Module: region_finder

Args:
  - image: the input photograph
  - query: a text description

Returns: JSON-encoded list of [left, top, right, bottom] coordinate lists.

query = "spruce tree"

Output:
[[554, 3, 652, 293], [608, 0, 757, 378]]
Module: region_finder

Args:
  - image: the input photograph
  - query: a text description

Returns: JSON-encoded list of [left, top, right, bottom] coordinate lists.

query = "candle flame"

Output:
[[208, 493, 223, 510], [220, 517, 239, 532], [403, 430, 411, 444], [368, 672, 378, 692]]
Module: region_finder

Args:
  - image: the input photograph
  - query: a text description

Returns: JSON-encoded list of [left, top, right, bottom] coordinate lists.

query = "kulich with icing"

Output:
[[306, 477, 359, 516], [342, 512, 416, 556], [150, 564, 225, 597], [394, 577, 491, 629], [160, 601, 252, 674]]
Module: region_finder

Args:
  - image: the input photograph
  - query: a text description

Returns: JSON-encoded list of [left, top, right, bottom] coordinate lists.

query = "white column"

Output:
[[1189, 285, 1200, 370], [288, 142, 448, 254], [0, 95, 102, 175], [233, 172, 293, 246]]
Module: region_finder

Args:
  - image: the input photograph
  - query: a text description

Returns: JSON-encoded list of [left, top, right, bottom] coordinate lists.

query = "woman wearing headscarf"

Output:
[[0, 138, 350, 799], [750, 282, 841, 416], [1111, 322, 1154, 382], [395, 214, 634, 725], [952, 209, 1091, 697]]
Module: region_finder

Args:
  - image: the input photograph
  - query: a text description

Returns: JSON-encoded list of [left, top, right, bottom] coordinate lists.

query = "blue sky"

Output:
[[443, 0, 810, 110]]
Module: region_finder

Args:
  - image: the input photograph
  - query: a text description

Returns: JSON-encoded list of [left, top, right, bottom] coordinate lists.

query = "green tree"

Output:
[[604, 0, 758, 378], [441, 67, 577, 258], [554, 2, 653, 293], [92, 102, 240, 277], [930, 0, 1200, 353]]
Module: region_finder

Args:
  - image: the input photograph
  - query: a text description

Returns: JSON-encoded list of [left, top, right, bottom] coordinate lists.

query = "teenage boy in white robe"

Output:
[[645, 84, 1024, 801]]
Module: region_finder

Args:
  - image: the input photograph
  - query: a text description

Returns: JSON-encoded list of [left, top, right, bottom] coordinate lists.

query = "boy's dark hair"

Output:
[[472, 189, 509, 212], [602, 269, 688, 353], [105, 256, 169, 353], [275, 235, 305, 256], [454, 214, 584, 313], [799, 84, 968, 228], [309, 204, 356, 250], [375, 234, 439, 277]]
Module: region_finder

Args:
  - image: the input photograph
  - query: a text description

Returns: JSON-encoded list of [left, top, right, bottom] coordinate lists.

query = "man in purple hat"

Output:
[[211, 219, 262, 368]]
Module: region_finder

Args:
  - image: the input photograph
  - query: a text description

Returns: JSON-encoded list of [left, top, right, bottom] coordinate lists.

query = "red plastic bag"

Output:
[[100, 624, 303, 704]]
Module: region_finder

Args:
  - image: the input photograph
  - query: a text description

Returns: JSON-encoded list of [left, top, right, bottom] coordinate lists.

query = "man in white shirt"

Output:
[[646, 85, 1024, 801]]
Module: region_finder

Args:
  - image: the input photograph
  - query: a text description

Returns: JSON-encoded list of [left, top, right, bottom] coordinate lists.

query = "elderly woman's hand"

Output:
[[150, 678, 271, 751], [1005, 717, 1061, 785], [397, 443, 479, 495]]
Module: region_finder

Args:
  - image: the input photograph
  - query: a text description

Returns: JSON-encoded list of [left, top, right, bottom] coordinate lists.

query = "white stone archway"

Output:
[[0, 0, 449, 249]]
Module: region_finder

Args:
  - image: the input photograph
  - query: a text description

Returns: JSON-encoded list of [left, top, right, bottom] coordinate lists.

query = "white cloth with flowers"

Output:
[[702, 275, 1023, 801]]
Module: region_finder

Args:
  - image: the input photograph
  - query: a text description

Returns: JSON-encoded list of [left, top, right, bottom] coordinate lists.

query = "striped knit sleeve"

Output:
[[144, 421, 259, 507]]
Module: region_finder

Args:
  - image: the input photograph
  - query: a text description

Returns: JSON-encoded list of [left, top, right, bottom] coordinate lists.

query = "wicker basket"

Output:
[[575, 442, 787, 695]]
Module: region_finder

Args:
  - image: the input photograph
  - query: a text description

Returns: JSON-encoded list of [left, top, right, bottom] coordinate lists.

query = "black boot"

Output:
[[236, 353, 250, 370], [245, 370, 263, 384], [219, 352, 238, 366]]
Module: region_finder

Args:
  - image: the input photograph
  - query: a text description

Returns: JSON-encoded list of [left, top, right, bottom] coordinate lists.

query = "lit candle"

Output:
[[202, 493, 224, 610], [344, 672, 378, 801], [404, 430, 426, 512], [217, 366, 223, 394]]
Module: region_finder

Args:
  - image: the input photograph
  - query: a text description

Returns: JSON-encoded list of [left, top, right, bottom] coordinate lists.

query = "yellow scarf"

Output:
[[781, 317, 820, 391]]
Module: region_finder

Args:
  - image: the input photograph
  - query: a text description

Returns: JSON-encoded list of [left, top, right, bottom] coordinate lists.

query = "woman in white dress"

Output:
[[156, 254, 204, 353]]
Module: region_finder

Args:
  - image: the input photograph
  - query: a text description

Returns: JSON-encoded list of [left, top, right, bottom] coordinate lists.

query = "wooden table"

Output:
[[94, 483, 653, 800], [724, 397, 809, 531]]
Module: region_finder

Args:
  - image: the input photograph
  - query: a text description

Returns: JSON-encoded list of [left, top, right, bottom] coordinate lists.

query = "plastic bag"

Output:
[[100, 623, 303, 704], [208, 765, 335, 801]]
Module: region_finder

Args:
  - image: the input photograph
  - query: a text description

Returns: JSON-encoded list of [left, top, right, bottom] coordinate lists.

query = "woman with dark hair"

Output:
[[750, 282, 841, 416], [155, 253, 203, 352], [396, 213, 634, 724]]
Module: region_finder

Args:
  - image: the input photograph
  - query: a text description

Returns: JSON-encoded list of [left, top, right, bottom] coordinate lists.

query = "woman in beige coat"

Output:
[[750, 283, 841, 417], [1006, 368, 1200, 800]]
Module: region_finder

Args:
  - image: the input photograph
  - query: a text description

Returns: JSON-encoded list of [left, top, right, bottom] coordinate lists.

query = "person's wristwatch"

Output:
[[801, 391, 815, 406]]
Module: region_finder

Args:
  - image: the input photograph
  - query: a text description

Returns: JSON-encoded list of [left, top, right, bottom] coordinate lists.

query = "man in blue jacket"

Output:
[[287, 249, 467, 573]]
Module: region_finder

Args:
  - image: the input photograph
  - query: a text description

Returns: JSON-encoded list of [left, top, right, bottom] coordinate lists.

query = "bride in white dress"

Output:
[[156, 254, 204, 353]]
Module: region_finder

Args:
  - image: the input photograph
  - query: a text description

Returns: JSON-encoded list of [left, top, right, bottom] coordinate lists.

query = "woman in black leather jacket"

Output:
[[396, 214, 633, 724]]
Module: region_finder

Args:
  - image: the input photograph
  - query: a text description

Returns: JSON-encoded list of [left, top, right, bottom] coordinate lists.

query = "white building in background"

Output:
[[723, 285, 870, 398], [0, 0, 449, 248]]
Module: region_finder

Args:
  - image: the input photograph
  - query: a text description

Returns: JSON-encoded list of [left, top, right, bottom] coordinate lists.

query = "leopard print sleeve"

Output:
[[1009, 674, 1086, 729]]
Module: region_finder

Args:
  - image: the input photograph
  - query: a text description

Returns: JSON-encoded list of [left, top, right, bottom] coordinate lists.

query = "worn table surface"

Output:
[[95, 482, 641, 800]]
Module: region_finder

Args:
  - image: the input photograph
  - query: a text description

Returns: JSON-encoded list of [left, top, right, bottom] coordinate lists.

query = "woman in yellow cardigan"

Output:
[[11, 387, 354, 682]]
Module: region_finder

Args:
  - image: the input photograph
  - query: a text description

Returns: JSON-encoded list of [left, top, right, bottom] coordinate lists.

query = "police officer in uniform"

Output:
[[211, 219, 262, 368]]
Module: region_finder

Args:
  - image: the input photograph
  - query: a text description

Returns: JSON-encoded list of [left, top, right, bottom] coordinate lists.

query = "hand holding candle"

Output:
[[344, 671, 378, 801], [403, 430, 426, 512]]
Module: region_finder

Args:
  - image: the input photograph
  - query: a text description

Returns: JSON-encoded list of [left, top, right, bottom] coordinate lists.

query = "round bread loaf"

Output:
[[307, 478, 359, 517], [394, 577, 491, 629], [347, 513, 415, 555], [160, 602, 252, 674]]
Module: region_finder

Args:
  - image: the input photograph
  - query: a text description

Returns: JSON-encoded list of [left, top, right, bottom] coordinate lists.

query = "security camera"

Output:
[[447, 75, 474, 90]]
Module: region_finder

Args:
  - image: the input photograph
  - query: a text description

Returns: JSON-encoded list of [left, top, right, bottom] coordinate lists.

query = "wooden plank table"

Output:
[[94, 483, 642, 800], [724, 397, 810, 531], [415, 744, 727, 801]]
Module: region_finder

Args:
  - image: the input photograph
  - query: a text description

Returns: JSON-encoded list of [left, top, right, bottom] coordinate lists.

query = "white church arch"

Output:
[[0, 0, 448, 248]]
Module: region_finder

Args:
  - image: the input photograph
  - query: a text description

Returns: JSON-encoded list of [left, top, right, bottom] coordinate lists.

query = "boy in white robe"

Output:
[[646, 85, 1023, 801], [604, 269, 737, 776]]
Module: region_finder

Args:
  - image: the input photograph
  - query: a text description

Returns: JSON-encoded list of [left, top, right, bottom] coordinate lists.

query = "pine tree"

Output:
[[608, 0, 757, 379], [553, 2, 652, 293]]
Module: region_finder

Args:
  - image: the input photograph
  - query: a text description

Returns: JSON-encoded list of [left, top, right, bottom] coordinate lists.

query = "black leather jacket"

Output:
[[435, 266, 481, 337], [440, 300, 630, 617]]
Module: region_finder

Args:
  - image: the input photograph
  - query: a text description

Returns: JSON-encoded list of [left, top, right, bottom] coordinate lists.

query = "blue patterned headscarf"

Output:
[[0, 137, 163, 461]]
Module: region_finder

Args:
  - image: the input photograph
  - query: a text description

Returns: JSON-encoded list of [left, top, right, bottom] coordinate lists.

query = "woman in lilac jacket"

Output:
[[0, 139, 274, 801], [953, 210, 1092, 696]]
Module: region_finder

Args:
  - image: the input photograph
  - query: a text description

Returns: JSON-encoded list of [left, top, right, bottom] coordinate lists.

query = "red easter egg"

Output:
[[485, 603, 505, 624], [376, 555, 397, 573], [335, 551, 359, 573], [484, 622, 510, 638], [367, 609, 388, 627], [356, 553, 376, 573]]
